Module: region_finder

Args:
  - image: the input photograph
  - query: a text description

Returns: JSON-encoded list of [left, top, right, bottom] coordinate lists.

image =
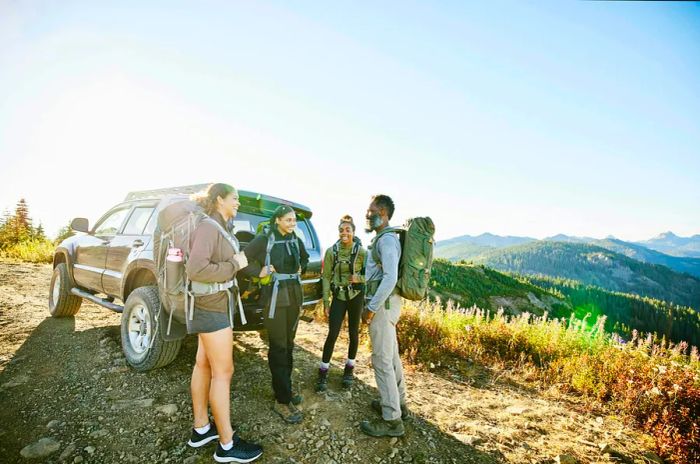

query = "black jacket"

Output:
[[242, 228, 309, 308]]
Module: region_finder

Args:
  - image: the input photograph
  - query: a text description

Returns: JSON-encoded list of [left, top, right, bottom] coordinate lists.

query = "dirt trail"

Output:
[[0, 262, 659, 463]]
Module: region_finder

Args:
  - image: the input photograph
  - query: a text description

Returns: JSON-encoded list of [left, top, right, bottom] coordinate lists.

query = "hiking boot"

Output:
[[213, 435, 263, 463], [342, 364, 354, 388], [360, 417, 405, 437], [291, 393, 303, 406], [187, 422, 219, 448], [315, 368, 329, 392], [272, 401, 303, 424], [371, 399, 410, 420]]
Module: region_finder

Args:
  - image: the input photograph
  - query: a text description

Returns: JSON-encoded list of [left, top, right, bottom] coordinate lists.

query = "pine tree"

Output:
[[13, 198, 32, 242], [54, 220, 75, 244], [33, 223, 46, 241]]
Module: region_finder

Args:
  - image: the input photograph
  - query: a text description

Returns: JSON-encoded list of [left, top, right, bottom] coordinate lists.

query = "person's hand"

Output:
[[324, 304, 330, 319], [232, 252, 248, 269], [362, 308, 375, 325], [350, 274, 362, 284], [259, 265, 275, 278]]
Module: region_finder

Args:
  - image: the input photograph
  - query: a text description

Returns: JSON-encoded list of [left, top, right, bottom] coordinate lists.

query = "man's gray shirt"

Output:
[[365, 229, 401, 312]]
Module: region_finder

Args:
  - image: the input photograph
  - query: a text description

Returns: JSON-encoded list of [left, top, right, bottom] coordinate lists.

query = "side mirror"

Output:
[[71, 218, 90, 233]]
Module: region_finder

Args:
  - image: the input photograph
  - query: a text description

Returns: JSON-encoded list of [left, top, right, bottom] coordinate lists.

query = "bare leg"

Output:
[[191, 335, 212, 428], [199, 327, 235, 444]]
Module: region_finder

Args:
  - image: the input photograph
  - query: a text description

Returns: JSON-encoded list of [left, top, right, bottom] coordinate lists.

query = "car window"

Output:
[[94, 208, 131, 236], [144, 210, 157, 235], [295, 221, 314, 249], [233, 212, 315, 249], [122, 207, 154, 235]]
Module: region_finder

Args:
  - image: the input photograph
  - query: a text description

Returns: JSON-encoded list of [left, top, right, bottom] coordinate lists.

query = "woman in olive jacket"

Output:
[[316, 215, 366, 392], [184, 183, 262, 462], [242, 204, 309, 424]]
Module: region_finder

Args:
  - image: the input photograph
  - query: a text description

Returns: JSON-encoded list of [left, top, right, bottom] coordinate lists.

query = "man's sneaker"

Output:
[[291, 393, 303, 406], [315, 368, 329, 392], [371, 399, 410, 420], [360, 417, 405, 437], [272, 401, 304, 424], [187, 422, 219, 448], [342, 364, 354, 388], [213, 435, 263, 463]]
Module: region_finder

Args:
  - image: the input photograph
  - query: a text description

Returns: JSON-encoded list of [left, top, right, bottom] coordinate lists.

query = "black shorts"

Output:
[[186, 307, 231, 334]]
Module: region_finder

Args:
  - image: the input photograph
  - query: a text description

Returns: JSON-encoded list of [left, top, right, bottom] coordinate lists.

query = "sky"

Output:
[[1, 1, 699, 249]]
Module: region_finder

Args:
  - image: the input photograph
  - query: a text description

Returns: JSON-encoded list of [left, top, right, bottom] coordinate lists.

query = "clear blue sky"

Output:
[[1, 1, 698, 248]]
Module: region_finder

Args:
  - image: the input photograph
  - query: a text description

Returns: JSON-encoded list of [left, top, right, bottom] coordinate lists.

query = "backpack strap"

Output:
[[264, 231, 302, 319]]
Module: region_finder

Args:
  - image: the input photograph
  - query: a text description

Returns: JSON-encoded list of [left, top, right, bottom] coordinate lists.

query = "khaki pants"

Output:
[[369, 294, 406, 421]]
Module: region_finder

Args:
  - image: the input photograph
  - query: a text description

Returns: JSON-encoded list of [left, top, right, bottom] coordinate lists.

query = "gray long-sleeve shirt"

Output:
[[365, 229, 401, 312]]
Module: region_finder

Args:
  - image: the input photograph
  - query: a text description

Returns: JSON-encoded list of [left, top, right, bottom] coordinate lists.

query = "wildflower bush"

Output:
[[397, 299, 700, 464]]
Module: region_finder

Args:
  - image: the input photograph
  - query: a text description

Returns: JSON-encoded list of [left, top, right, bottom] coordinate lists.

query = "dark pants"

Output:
[[264, 304, 300, 404], [322, 292, 363, 364]]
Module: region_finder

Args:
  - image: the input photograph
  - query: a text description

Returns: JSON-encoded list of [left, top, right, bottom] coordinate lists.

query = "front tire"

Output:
[[121, 286, 182, 371], [48, 263, 82, 317]]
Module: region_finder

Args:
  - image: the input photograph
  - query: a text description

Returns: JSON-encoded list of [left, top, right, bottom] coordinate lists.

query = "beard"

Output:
[[364, 214, 383, 233]]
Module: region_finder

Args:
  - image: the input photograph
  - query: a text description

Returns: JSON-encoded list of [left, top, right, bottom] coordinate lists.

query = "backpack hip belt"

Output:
[[186, 277, 247, 328], [268, 272, 302, 319]]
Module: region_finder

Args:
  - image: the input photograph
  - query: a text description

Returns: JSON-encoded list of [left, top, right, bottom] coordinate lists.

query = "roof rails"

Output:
[[124, 184, 211, 201], [124, 184, 313, 218]]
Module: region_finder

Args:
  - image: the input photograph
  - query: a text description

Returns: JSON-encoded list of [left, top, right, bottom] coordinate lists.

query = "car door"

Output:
[[102, 205, 155, 298], [73, 206, 131, 293]]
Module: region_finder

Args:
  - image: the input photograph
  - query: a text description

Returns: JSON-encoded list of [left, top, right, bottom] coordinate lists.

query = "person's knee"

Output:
[[210, 362, 234, 380]]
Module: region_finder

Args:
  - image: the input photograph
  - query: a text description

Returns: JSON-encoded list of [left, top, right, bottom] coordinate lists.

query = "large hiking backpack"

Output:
[[370, 217, 435, 301], [153, 199, 246, 337]]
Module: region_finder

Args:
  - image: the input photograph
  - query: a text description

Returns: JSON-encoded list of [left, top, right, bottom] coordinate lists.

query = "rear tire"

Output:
[[48, 263, 82, 317], [121, 286, 182, 371]]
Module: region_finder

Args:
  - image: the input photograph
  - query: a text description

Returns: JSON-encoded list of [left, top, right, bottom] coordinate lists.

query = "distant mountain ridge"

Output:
[[436, 232, 700, 278], [470, 241, 700, 309], [637, 231, 700, 258]]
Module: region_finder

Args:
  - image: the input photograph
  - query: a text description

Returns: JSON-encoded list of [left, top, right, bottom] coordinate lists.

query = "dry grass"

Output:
[[396, 298, 700, 464]]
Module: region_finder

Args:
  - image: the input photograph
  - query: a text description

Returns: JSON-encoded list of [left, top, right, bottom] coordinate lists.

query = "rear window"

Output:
[[233, 212, 315, 249]]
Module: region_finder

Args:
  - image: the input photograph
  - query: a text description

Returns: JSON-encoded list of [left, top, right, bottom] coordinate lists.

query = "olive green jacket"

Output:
[[322, 241, 366, 308]]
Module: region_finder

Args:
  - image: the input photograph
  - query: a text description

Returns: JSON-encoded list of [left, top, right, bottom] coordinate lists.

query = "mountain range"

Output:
[[436, 232, 700, 278]]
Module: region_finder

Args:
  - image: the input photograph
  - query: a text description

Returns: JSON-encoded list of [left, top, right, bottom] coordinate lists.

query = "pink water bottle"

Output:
[[167, 248, 183, 262]]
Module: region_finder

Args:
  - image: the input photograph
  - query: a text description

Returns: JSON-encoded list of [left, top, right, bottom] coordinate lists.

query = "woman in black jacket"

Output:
[[242, 205, 309, 424]]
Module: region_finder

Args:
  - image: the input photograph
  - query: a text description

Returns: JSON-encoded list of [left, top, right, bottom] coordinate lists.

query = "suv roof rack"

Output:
[[124, 184, 313, 218], [124, 184, 211, 201]]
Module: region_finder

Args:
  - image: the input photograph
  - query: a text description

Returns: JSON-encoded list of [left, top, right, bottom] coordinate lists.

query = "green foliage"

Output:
[[0, 199, 55, 263], [472, 241, 700, 309], [429, 259, 556, 314], [0, 239, 54, 263], [54, 220, 76, 244], [528, 275, 700, 346]]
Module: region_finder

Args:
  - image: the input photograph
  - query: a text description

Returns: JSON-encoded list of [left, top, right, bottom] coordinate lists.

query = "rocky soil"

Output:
[[0, 262, 663, 463]]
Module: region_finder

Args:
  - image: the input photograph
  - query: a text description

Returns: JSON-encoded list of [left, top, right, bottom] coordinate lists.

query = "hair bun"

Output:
[[339, 214, 356, 231]]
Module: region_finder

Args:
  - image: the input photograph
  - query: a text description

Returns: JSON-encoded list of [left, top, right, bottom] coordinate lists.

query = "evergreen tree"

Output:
[[54, 220, 75, 244]]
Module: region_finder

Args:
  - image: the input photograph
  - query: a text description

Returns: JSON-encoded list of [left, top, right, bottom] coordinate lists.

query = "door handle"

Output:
[[132, 239, 144, 248]]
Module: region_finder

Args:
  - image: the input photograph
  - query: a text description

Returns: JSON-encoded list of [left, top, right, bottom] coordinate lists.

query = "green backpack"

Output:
[[371, 217, 435, 301]]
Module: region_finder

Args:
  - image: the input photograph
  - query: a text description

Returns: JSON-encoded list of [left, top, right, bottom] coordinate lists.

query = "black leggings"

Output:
[[264, 304, 300, 404], [321, 292, 363, 364]]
